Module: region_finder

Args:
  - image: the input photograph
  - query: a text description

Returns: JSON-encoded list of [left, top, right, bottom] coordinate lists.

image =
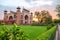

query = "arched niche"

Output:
[[9, 16, 13, 20], [25, 15, 28, 20]]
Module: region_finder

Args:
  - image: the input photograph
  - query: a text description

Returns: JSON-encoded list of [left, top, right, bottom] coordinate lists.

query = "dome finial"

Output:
[[4, 10, 7, 12], [17, 7, 21, 9]]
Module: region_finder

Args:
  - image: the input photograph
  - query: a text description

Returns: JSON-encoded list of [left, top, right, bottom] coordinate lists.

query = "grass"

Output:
[[20, 25, 47, 40], [37, 26, 56, 40], [0, 25, 49, 40]]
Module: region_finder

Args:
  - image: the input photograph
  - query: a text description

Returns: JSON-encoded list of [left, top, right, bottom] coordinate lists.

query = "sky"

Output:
[[0, 0, 60, 19]]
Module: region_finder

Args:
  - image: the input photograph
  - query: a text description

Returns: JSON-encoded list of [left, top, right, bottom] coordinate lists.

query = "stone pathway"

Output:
[[55, 31, 58, 40], [55, 24, 60, 40], [58, 24, 60, 40]]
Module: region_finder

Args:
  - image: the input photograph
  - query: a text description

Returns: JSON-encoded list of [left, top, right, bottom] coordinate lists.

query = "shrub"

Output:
[[31, 23, 48, 26], [0, 24, 29, 40], [47, 23, 55, 30], [53, 19, 60, 24], [36, 26, 56, 40], [1, 22, 6, 25], [47, 26, 52, 30]]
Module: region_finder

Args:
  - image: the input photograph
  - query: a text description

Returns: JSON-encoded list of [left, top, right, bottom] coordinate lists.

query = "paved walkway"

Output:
[[55, 24, 60, 40], [55, 30, 58, 40], [58, 24, 60, 40]]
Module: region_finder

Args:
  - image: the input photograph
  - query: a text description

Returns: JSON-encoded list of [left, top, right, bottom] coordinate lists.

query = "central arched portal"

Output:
[[25, 15, 28, 24], [25, 15, 28, 20], [9, 16, 13, 20], [8, 16, 14, 24]]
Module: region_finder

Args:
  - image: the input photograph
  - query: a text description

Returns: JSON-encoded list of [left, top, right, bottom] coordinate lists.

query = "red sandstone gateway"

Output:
[[4, 7, 33, 24]]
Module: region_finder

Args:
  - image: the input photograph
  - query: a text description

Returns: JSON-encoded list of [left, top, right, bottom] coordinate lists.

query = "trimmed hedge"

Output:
[[36, 26, 56, 40], [47, 23, 55, 30]]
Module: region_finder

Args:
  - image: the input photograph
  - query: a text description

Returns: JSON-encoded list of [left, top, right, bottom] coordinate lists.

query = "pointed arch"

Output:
[[9, 16, 13, 20], [25, 15, 28, 20]]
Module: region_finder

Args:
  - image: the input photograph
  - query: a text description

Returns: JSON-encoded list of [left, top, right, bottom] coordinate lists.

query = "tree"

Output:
[[34, 10, 52, 24], [41, 10, 52, 24], [53, 19, 60, 24], [56, 5, 60, 19], [35, 11, 41, 22]]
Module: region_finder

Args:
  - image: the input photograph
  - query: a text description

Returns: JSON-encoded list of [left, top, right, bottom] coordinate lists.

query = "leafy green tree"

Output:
[[53, 19, 60, 24], [41, 10, 52, 24], [56, 5, 60, 19], [34, 10, 52, 24], [35, 11, 41, 22]]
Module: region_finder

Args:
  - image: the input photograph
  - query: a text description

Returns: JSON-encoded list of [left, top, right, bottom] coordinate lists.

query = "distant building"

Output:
[[4, 7, 33, 24]]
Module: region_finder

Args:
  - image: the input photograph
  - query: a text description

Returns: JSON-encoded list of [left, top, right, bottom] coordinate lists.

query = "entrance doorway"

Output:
[[25, 15, 28, 24]]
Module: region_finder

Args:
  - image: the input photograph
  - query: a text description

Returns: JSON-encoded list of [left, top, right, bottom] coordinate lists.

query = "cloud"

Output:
[[0, 0, 53, 9], [0, 0, 33, 9], [30, 0, 53, 6]]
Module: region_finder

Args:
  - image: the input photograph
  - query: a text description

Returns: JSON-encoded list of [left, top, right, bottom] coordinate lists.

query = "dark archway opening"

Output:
[[9, 16, 13, 20], [25, 15, 28, 24], [25, 15, 28, 20], [9, 16, 14, 24]]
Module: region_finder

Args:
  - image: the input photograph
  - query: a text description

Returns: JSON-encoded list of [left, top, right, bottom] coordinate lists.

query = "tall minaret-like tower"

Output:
[[30, 13, 33, 24], [4, 10, 8, 21], [16, 7, 21, 24]]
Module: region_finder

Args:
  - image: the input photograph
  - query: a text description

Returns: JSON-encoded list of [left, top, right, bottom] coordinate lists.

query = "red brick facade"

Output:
[[3, 7, 33, 24]]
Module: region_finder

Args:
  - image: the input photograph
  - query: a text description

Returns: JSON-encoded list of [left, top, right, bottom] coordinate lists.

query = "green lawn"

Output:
[[20, 25, 47, 40], [0, 25, 48, 40]]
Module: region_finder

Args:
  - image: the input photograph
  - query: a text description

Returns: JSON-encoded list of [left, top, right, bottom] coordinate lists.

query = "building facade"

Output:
[[4, 7, 33, 24]]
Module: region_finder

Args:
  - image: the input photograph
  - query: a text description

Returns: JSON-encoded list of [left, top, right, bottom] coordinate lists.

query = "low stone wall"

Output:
[[0, 20, 14, 24], [5, 20, 14, 24]]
